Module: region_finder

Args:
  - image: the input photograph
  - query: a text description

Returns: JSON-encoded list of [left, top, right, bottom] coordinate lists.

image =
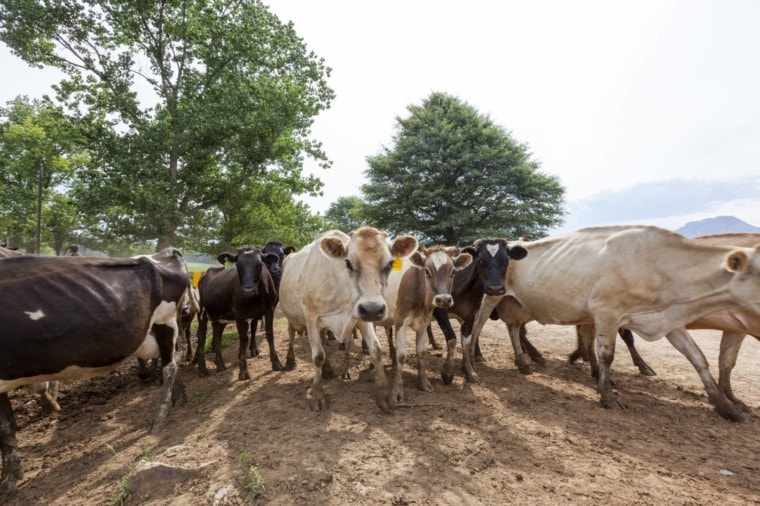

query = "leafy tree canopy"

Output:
[[1, 0, 334, 251], [324, 195, 367, 233], [362, 92, 565, 245]]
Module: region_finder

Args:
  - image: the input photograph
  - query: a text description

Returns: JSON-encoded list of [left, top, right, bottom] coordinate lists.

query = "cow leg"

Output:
[[248, 319, 261, 358], [184, 319, 194, 362], [666, 328, 746, 422], [211, 322, 227, 372], [718, 332, 750, 412], [32, 382, 61, 414], [427, 325, 442, 351], [433, 308, 458, 385], [0, 393, 22, 499], [619, 328, 656, 376], [573, 324, 600, 378], [320, 331, 336, 380], [594, 322, 625, 411], [263, 309, 285, 371], [506, 323, 532, 374], [358, 321, 392, 413], [464, 294, 503, 383], [305, 316, 328, 411], [195, 313, 209, 374], [237, 319, 252, 381], [416, 326, 434, 392], [391, 322, 409, 403], [285, 324, 297, 371], [385, 326, 397, 367], [151, 322, 184, 433], [339, 326, 353, 380], [520, 325, 546, 364]]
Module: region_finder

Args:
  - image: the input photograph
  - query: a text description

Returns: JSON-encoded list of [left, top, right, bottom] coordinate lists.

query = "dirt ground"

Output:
[[6, 319, 760, 505]]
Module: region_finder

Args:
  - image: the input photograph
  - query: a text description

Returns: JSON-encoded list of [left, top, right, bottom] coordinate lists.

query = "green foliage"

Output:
[[238, 452, 266, 502], [1, 0, 334, 252], [362, 92, 566, 244], [324, 195, 367, 232], [112, 475, 130, 506], [204, 330, 238, 352], [0, 96, 88, 252]]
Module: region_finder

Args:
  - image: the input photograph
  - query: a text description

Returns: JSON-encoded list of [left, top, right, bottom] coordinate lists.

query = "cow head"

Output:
[[218, 247, 278, 297], [467, 239, 528, 296], [320, 227, 418, 322], [261, 240, 297, 289], [410, 245, 473, 308]]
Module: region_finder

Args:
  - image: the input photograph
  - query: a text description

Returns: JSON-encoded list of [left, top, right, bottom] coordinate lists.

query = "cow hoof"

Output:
[[285, 360, 296, 371], [600, 394, 627, 411], [308, 394, 327, 412], [530, 353, 547, 365], [418, 379, 434, 393], [198, 368, 210, 377], [441, 371, 454, 385], [463, 369, 481, 384], [374, 390, 393, 414], [271, 360, 286, 372], [638, 365, 657, 376], [431, 342, 443, 351], [716, 403, 748, 422], [215, 365, 226, 373], [340, 371, 351, 381], [517, 363, 533, 375], [321, 363, 336, 380], [239, 371, 251, 381], [474, 354, 486, 363]]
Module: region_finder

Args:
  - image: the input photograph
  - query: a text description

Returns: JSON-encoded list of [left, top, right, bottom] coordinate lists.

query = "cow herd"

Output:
[[1, 226, 760, 498]]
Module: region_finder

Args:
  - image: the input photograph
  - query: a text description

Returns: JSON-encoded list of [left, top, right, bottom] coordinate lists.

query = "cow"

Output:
[[195, 246, 284, 381], [0, 248, 190, 498], [278, 227, 418, 412], [247, 241, 296, 358], [390, 245, 472, 401], [428, 239, 529, 384], [466, 225, 760, 422], [573, 232, 760, 411]]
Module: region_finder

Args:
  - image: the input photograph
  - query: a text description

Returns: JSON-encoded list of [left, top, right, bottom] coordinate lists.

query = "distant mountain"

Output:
[[676, 216, 760, 238]]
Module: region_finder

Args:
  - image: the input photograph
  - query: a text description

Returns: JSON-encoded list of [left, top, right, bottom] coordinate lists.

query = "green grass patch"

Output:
[[187, 262, 214, 272], [238, 452, 266, 502], [203, 330, 238, 352]]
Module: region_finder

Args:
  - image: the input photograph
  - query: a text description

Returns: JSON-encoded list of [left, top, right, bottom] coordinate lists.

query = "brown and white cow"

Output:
[[195, 247, 283, 381], [390, 245, 472, 401], [278, 227, 418, 412], [467, 225, 760, 421], [0, 248, 190, 498]]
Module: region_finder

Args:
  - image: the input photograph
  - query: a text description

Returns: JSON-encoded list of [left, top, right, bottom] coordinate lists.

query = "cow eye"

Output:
[[425, 268, 432, 278], [382, 260, 394, 273], [345, 259, 354, 271]]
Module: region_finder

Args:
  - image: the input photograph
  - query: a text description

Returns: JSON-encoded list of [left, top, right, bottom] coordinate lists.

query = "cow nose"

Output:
[[485, 284, 506, 296], [357, 302, 385, 322], [433, 294, 453, 308], [241, 287, 257, 297]]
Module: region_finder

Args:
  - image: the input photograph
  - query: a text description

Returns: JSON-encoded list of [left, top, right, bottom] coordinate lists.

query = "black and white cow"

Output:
[[0, 248, 190, 498], [195, 246, 286, 380]]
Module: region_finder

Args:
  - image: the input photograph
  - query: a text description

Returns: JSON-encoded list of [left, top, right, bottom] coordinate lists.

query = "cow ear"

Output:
[[454, 253, 473, 270], [461, 246, 478, 258], [508, 246, 528, 260], [391, 235, 418, 258], [725, 249, 750, 273], [320, 237, 348, 259], [444, 246, 459, 257], [284, 246, 297, 255], [217, 252, 235, 265], [410, 251, 426, 268]]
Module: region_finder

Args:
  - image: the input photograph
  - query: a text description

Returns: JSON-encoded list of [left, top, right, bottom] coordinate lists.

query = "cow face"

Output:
[[218, 247, 271, 297], [470, 239, 528, 296], [411, 246, 473, 308], [725, 246, 760, 313], [261, 241, 296, 289], [320, 227, 418, 322]]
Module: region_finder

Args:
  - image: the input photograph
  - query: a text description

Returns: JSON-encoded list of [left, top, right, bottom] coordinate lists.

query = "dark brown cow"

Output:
[[195, 246, 285, 381], [430, 239, 528, 383], [0, 248, 190, 498], [391, 246, 472, 401]]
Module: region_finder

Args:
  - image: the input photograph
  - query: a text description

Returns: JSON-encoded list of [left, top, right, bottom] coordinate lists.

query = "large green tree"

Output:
[[0, 0, 333, 251], [0, 96, 86, 253], [362, 92, 565, 245], [324, 195, 366, 232]]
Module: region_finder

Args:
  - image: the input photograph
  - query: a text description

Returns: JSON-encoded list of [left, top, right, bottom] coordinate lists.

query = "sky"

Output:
[[2, 0, 759, 234]]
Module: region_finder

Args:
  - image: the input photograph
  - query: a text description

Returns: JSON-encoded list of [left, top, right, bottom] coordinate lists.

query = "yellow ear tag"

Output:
[[392, 257, 403, 271]]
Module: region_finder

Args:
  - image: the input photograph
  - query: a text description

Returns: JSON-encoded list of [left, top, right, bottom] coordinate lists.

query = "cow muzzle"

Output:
[[484, 284, 506, 296], [357, 302, 386, 322], [433, 294, 453, 308], [241, 287, 258, 297]]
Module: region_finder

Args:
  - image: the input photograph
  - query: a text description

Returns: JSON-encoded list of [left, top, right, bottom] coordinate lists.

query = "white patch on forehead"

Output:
[[486, 244, 499, 258], [25, 309, 45, 321], [242, 250, 254, 256], [430, 250, 449, 270]]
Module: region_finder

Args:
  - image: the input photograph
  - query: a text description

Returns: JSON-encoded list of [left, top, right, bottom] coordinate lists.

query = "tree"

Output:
[[324, 195, 366, 232], [362, 92, 565, 245], [0, 96, 86, 253], [1, 0, 333, 251]]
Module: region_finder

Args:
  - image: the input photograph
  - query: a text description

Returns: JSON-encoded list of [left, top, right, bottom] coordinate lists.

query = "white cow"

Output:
[[278, 227, 418, 412], [467, 225, 760, 421]]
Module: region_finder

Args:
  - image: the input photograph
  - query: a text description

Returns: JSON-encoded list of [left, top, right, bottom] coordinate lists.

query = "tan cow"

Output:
[[278, 227, 418, 412], [390, 245, 472, 401], [467, 225, 760, 421]]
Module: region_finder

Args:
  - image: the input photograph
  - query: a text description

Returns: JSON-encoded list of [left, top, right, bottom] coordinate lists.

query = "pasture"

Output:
[[7, 319, 760, 505]]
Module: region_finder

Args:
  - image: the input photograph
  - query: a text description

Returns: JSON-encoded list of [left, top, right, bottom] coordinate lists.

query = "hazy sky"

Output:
[[2, 1, 759, 233]]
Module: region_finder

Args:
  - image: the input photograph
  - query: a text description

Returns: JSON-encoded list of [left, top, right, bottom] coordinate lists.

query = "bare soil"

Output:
[[6, 319, 760, 505]]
